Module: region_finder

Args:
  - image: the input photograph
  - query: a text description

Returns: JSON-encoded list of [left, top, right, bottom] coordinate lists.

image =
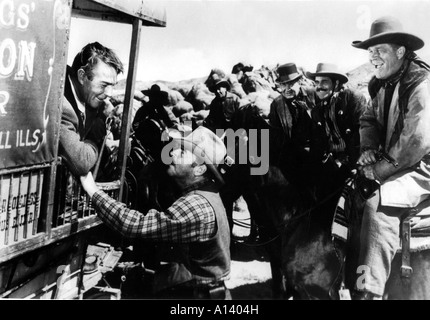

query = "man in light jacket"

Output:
[[352, 16, 430, 300]]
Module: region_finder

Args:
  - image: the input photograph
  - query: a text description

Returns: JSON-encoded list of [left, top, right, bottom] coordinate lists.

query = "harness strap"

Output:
[[337, 254, 351, 300], [399, 199, 430, 277], [400, 211, 414, 293]]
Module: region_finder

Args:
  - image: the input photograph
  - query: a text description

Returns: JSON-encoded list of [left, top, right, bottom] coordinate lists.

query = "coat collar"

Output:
[[369, 56, 430, 99], [398, 60, 430, 98]]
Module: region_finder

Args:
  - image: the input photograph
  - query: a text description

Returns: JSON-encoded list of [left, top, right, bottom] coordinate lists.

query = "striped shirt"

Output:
[[92, 190, 216, 243]]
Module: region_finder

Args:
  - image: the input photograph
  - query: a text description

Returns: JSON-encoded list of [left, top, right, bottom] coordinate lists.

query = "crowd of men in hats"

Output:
[[61, 15, 430, 300]]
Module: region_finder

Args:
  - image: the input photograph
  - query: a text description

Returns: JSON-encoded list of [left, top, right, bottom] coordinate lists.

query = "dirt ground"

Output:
[[227, 241, 273, 300], [226, 197, 274, 299]]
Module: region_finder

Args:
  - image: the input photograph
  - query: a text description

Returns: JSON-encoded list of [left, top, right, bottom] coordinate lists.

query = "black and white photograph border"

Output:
[[1, 0, 430, 307]]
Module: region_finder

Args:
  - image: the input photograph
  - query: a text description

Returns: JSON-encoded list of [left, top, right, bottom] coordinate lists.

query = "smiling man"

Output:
[[59, 42, 124, 176], [351, 16, 430, 300], [307, 62, 367, 199]]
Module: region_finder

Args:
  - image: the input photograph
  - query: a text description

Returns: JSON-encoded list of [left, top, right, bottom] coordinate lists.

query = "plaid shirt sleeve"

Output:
[[92, 190, 216, 243]]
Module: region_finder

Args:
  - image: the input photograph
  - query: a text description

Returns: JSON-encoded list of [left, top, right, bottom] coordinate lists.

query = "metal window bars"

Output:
[[53, 162, 120, 228]]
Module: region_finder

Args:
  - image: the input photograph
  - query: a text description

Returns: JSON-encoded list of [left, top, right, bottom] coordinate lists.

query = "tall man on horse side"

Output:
[[352, 16, 430, 300]]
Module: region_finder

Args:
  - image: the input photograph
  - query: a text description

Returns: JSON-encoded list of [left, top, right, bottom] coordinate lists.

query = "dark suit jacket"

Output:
[[268, 86, 323, 164]]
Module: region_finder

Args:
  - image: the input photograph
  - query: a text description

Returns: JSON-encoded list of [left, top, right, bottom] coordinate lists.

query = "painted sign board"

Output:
[[0, 0, 70, 169]]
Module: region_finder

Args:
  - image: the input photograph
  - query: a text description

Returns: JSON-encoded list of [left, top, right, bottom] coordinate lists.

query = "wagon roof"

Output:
[[72, 0, 166, 27]]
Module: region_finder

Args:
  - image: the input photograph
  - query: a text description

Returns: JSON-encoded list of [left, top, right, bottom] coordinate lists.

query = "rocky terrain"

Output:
[[116, 62, 373, 99], [226, 197, 274, 300]]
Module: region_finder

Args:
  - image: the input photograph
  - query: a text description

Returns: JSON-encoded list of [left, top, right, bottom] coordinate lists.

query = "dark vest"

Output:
[[180, 188, 231, 283]]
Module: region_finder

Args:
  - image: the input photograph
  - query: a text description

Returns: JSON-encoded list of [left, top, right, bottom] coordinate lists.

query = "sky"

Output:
[[68, 0, 430, 83]]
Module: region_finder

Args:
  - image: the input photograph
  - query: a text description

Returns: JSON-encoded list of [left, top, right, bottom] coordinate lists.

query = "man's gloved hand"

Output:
[[357, 149, 378, 166], [359, 164, 378, 181]]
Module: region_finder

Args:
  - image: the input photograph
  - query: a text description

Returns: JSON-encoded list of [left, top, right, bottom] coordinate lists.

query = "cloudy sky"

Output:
[[68, 0, 430, 82]]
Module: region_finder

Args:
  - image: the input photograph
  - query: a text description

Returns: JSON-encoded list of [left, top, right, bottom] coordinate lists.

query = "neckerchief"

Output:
[[379, 60, 407, 88]]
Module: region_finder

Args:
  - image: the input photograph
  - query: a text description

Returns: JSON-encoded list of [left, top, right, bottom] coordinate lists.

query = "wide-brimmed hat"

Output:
[[352, 16, 424, 51], [207, 73, 231, 93], [175, 126, 226, 185], [141, 84, 169, 105], [231, 62, 254, 74], [306, 63, 348, 84], [276, 63, 303, 83], [213, 78, 230, 91]]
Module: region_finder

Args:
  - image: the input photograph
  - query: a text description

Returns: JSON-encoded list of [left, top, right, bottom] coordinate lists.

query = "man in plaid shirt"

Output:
[[80, 126, 231, 299]]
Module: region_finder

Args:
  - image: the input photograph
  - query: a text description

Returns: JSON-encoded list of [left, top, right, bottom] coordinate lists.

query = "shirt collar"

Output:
[[69, 75, 86, 115]]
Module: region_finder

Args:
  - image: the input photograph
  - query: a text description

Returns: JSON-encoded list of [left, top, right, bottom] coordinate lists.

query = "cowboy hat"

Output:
[[204, 68, 229, 92], [207, 74, 231, 93], [352, 16, 424, 51], [141, 84, 169, 105], [276, 63, 303, 83], [306, 63, 348, 84], [231, 62, 254, 74], [175, 126, 226, 185]]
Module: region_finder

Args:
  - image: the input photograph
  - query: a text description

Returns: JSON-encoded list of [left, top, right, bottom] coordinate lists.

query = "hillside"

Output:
[[115, 76, 207, 97], [346, 62, 373, 97], [115, 62, 374, 99], [116, 53, 430, 98]]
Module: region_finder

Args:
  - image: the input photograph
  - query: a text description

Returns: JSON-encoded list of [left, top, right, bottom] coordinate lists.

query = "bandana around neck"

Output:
[[378, 60, 408, 89], [368, 57, 409, 98]]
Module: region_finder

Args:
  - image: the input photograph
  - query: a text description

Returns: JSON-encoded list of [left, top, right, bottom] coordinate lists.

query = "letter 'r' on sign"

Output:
[[0, 91, 9, 115]]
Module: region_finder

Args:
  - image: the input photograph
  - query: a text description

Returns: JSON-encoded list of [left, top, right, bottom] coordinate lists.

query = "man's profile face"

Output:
[[315, 76, 334, 100], [368, 43, 403, 80], [166, 147, 196, 179], [81, 61, 118, 109]]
